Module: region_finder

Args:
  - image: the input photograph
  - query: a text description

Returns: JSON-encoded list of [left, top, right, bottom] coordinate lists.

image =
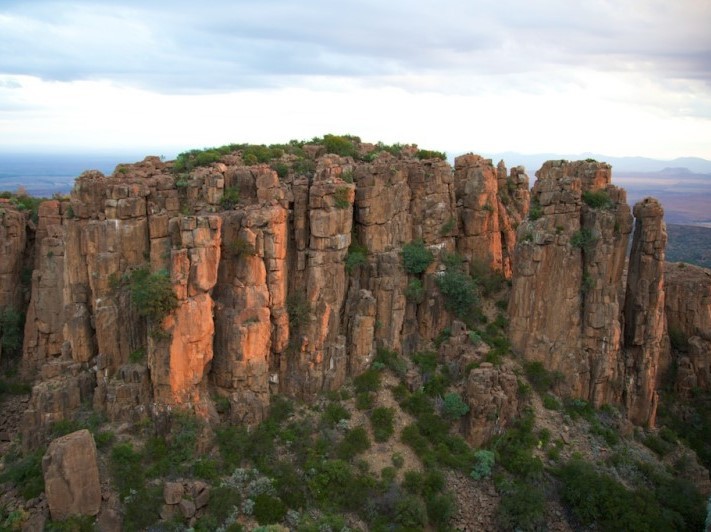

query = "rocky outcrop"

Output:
[[284, 162, 355, 397], [0, 201, 27, 313], [11, 139, 685, 441], [508, 161, 665, 425], [42, 429, 101, 520], [213, 201, 287, 424], [22, 200, 66, 374], [623, 198, 667, 426], [0, 201, 28, 362], [465, 362, 520, 447], [150, 215, 221, 407], [664, 262, 711, 397]]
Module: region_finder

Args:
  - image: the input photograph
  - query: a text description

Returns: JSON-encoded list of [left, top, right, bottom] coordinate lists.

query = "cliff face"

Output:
[[10, 145, 531, 440], [508, 160, 669, 426], [665, 262, 711, 396], [9, 140, 709, 441]]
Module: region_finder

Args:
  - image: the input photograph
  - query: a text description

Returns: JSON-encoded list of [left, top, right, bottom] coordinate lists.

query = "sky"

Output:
[[0, 0, 710, 160]]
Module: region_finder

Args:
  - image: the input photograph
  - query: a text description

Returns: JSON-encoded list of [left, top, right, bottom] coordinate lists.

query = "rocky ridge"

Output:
[[1, 138, 711, 528]]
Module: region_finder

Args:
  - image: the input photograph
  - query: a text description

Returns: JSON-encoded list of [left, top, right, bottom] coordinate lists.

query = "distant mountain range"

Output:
[[0, 152, 145, 196], [476, 151, 711, 175]]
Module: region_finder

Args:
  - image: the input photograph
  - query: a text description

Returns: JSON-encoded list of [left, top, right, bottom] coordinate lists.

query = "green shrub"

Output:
[[128, 348, 145, 363], [571, 228, 596, 251], [442, 393, 469, 420], [402, 390, 434, 417], [345, 242, 368, 272], [110, 443, 144, 498], [542, 393, 560, 410], [0, 306, 24, 358], [582, 189, 614, 209], [195, 485, 241, 529], [412, 350, 437, 374], [373, 347, 407, 376], [426, 492, 456, 529], [440, 217, 456, 236], [528, 198, 543, 221], [405, 278, 425, 303], [271, 162, 289, 178], [524, 361, 563, 394], [334, 187, 350, 209], [436, 268, 479, 321], [253, 493, 286, 525], [392, 452, 405, 469], [123, 485, 162, 530], [402, 470, 425, 494], [321, 402, 351, 428], [556, 459, 694, 530], [45, 515, 95, 531], [337, 427, 370, 459], [221, 187, 240, 209], [0, 450, 44, 500], [354, 368, 381, 393], [415, 149, 447, 161], [286, 291, 310, 335], [355, 391, 374, 410], [564, 398, 596, 421], [401, 240, 434, 274], [395, 495, 428, 527], [322, 134, 358, 157], [129, 267, 177, 322], [370, 407, 395, 442], [470, 449, 495, 480], [229, 237, 256, 258], [668, 327, 689, 353], [496, 479, 546, 531], [642, 433, 675, 457]]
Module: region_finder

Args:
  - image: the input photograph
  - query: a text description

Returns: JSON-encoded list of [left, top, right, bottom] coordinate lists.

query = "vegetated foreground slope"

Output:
[[0, 136, 709, 530]]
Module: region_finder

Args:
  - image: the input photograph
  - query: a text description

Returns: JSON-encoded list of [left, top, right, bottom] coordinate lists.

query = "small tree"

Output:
[[401, 240, 434, 274], [129, 267, 178, 322]]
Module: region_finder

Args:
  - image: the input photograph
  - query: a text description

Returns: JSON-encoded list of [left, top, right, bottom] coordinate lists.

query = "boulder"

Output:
[[42, 429, 101, 520]]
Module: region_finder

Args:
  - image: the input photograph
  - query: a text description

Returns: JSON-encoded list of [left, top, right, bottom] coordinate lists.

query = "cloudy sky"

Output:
[[1, 0, 710, 159]]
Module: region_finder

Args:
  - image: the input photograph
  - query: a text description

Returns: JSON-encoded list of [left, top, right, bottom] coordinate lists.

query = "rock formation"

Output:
[[4, 138, 688, 442], [0, 200, 29, 362], [623, 198, 667, 425], [665, 262, 711, 396], [508, 159, 667, 426], [42, 429, 101, 520]]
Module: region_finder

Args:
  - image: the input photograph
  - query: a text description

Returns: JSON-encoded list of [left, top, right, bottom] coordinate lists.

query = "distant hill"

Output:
[[666, 224, 711, 269], [478, 151, 711, 175]]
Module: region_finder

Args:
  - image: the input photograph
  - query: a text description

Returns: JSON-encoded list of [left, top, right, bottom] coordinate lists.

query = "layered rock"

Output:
[[623, 198, 667, 425], [42, 429, 101, 520], [0, 200, 27, 313], [213, 201, 287, 424], [0, 201, 28, 362], [665, 262, 711, 396], [497, 163, 530, 278], [508, 161, 665, 425], [22, 201, 66, 374], [284, 162, 355, 396], [465, 362, 520, 447], [150, 215, 221, 407], [453, 155, 504, 273]]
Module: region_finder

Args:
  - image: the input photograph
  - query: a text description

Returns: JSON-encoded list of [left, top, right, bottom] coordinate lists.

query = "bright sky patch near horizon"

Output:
[[0, 0, 709, 159]]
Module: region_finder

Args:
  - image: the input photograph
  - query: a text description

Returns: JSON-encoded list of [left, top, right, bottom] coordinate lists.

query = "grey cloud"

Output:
[[0, 0, 709, 93]]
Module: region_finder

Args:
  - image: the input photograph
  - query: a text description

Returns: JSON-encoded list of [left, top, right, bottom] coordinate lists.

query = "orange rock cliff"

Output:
[[1, 139, 710, 447]]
